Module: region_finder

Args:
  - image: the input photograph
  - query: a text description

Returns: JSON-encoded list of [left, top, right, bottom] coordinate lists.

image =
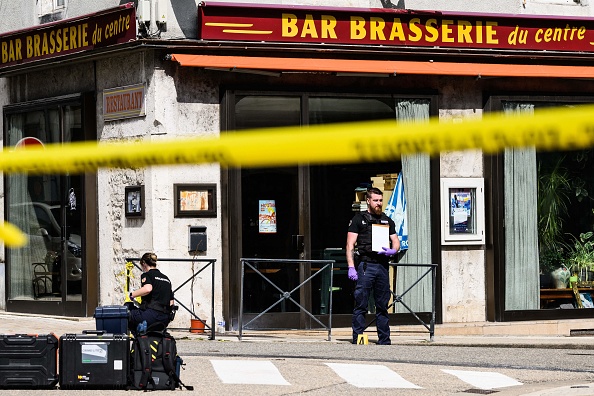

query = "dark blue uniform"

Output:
[[129, 268, 174, 334], [348, 211, 396, 345]]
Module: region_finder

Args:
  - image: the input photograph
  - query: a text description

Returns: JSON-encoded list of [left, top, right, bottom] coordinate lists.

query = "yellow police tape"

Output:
[[0, 222, 28, 247], [1, 104, 594, 247], [2, 104, 594, 175]]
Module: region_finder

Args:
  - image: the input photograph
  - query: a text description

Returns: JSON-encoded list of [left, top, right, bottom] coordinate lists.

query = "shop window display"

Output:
[[503, 100, 594, 310], [538, 149, 594, 309]]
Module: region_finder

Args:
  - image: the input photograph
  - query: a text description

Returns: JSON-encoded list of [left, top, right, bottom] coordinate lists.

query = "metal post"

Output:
[[430, 264, 437, 342], [328, 261, 333, 342], [239, 259, 245, 341], [211, 259, 216, 340]]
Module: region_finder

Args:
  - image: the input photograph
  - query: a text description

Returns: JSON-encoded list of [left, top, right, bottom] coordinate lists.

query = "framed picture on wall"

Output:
[[174, 183, 217, 218], [125, 185, 144, 218]]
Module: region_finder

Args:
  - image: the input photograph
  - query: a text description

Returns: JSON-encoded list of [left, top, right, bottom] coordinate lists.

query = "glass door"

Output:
[[227, 92, 435, 329], [5, 102, 85, 315], [241, 167, 302, 314], [231, 94, 307, 327]]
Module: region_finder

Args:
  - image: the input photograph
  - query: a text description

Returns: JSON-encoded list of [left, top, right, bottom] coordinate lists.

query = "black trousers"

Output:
[[128, 306, 170, 334]]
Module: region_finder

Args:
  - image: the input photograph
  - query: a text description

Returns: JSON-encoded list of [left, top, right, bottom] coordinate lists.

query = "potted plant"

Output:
[[540, 246, 571, 288], [537, 157, 571, 288], [539, 246, 566, 288], [566, 231, 594, 284], [538, 158, 570, 249]]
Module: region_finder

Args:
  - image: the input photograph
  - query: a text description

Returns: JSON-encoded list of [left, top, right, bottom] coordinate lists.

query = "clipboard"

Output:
[[371, 224, 389, 252]]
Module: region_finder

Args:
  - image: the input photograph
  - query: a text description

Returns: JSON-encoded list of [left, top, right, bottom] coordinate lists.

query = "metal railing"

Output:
[[364, 263, 437, 341], [125, 257, 216, 340], [239, 258, 334, 341]]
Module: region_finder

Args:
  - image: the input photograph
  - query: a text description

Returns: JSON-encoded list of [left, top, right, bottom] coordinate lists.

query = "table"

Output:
[[540, 287, 594, 308], [540, 287, 594, 300]]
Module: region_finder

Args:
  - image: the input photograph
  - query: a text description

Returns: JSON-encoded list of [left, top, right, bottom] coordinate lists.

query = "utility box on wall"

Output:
[[189, 226, 207, 253]]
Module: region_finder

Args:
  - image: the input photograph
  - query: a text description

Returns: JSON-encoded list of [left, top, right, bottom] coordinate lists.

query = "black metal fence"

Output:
[[239, 258, 335, 341], [125, 257, 216, 340], [364, 263, 437, 341]]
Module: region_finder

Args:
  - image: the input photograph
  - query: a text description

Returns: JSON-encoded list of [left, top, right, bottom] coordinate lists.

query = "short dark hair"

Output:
[[141, 252, 158, 267], [366, 187, 383, 199]]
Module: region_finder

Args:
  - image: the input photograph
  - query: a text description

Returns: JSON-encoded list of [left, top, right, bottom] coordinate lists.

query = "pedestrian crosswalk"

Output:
[[327, 363, 422, 389], [209, 359, 524, 390], [442, 369, 523, 390], [211, 360, 290, 385]]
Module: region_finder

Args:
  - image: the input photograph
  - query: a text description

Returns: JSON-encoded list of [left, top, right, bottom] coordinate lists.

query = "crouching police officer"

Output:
[[346, 187, 399, 345], [127, 252, 175, 335]]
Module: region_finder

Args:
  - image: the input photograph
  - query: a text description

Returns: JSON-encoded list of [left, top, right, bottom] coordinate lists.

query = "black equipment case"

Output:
[[94, 305, 129, 335], [59, 330, 130, 389], [0, 333, 59, 389]]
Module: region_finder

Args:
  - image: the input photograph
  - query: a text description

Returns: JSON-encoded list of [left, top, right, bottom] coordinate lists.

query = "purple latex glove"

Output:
[[348, 267, 358, 281], [378, 247, 398, 256]]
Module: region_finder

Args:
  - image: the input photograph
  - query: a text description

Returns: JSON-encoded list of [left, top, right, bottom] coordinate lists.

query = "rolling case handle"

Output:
[[3, 334, 37, 344], [82, 330, 107, 335]]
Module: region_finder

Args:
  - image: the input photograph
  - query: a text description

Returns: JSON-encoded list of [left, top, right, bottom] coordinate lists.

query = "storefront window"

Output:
[[5, 104, 84, 302], [502, 101, 594, 311], [537, 148, 594, 308]]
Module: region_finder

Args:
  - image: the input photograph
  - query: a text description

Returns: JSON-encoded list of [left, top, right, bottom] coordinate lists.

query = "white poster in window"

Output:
[[451, 191, 472, 233], [259, 200, 277, 233], [371, 224, 389, 252]]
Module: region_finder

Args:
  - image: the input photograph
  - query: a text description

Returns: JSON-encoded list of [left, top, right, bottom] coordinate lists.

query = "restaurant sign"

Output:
[[198, 1, 594, 53], [0, 3, 136, 70], [103, 83, 146, 121]]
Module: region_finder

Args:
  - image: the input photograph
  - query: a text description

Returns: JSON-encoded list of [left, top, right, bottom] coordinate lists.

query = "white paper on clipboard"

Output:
[[371, 224, 389, 252]]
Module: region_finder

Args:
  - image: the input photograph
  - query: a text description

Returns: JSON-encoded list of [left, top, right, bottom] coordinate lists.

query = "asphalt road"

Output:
[[179, 339, 594, 372], [2, 338, 594, 395], [2, 310, 594, 395], [145, 340, 594, 395]]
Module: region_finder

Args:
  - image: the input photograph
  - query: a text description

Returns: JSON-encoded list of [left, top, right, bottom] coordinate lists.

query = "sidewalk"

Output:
[[2, 311, 594, 347]]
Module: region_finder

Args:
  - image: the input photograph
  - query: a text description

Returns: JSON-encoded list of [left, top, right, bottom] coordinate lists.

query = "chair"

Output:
[[32, 262, 53, 298], [31, 228, 60, 298]]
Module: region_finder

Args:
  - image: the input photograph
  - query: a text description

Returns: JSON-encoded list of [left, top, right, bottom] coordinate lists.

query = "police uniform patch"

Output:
[[141, 277, 146, 283]]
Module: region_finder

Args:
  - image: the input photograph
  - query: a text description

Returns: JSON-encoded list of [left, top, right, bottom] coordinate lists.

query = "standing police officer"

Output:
[[128, 252, 175, 334], [346, 187, 399, 345]]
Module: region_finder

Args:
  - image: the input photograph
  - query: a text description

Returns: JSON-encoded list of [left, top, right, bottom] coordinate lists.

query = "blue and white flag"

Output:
[[384, 172, 408, 250]]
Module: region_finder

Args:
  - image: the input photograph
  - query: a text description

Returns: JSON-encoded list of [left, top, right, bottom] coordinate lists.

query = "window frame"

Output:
[[485, 94, 594, 322]]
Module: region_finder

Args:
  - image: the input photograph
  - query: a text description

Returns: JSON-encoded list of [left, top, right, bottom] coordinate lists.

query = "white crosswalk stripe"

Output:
[[442, 369, 523, 390], [210, 359, 291, 385], [326, 363, 422, 389], [208, 358, 525, 391]]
